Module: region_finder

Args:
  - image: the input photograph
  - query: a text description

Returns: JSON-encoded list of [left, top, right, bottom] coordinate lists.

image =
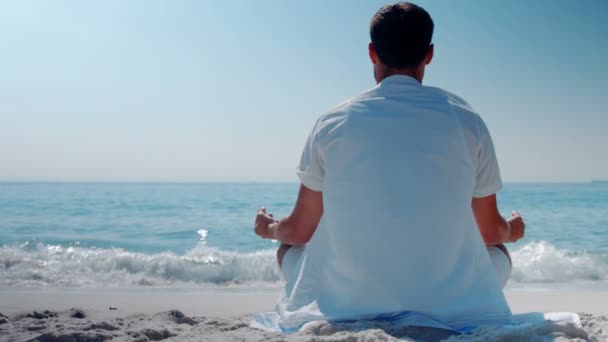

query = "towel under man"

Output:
[[255, 2, 526, 331]]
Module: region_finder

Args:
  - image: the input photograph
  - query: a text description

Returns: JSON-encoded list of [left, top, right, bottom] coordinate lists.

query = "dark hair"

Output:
[[370, 2, 434, 69]]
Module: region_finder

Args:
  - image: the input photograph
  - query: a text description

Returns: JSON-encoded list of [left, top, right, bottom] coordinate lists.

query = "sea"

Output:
[[1, 182, 607, 290]]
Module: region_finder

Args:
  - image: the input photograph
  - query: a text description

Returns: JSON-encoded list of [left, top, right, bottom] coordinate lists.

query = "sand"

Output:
[[1, 288, 607, 341]]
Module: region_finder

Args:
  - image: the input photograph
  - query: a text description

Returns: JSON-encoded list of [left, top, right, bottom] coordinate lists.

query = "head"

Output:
[[369, 2, 434, 83]]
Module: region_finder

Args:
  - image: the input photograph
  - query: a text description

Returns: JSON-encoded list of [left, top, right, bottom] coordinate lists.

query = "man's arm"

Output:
[[255, 184, 323, 246], [472, 194, 525, 245]]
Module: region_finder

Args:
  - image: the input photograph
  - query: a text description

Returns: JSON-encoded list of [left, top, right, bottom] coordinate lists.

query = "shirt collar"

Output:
[[379, 74, 421, 87]]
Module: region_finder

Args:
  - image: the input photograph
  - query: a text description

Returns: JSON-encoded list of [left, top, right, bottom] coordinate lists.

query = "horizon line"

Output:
[[0, 180, 603, 185]]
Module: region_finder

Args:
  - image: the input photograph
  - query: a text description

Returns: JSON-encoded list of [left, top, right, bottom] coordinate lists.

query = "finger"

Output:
[[512, 210, 521, 218], [255, 214, 266, 226]]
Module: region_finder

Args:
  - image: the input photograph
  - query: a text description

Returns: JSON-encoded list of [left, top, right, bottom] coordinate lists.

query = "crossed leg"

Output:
[[488, 244, 512, 289], [276, 243, 292, 269], [276, 243, 512, 288]]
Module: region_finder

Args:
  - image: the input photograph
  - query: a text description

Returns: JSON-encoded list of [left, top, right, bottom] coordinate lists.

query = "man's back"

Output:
[[254, 2, 525, 333], [282, 75, 511, 329]]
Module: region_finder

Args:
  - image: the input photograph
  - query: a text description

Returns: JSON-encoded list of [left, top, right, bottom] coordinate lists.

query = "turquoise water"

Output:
[[0, 182, 295, 254], [0, 182, 607, 288]]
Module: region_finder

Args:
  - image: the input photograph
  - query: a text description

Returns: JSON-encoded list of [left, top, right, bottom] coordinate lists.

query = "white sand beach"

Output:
[[1, 288, 606, 341]]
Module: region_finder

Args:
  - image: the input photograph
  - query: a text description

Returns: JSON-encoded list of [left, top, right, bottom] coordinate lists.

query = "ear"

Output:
[[425, 44, 434, 65], [369, 42, 378, 64]]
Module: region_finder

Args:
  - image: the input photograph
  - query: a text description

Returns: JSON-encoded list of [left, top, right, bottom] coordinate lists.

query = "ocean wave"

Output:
[[0, 241, 606, 288], [0, 243, 282, 288], [510, 241, 608, 283]]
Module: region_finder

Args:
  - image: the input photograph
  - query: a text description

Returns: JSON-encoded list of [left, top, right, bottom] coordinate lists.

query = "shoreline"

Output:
[[1, 287, 607, 317], [1, 287, 606, 341]]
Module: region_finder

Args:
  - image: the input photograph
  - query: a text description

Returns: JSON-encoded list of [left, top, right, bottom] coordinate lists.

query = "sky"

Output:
[[1, 0, 607, 182]]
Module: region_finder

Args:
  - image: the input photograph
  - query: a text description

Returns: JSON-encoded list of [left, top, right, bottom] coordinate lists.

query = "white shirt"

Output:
[[278, 75, 511, 330]]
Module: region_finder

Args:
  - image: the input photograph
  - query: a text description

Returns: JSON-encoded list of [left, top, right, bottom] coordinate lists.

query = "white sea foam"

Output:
[[197, 228, 208, 245], [0, 243, 281, 288], [510, 241, 608, 283], [0, 241, 606, 288]]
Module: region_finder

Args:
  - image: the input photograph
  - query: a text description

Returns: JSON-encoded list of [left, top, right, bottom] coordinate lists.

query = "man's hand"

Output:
[[253, 184, 323, 245], [507, 211, 525, 242], [255, 208, 276, 240], [472, 195, 526, 245]]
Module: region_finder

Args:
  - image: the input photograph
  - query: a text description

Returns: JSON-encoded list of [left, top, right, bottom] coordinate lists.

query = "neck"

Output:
[[376, 67, 422, 84]]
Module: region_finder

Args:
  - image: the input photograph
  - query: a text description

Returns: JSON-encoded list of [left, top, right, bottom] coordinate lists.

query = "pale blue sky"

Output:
[[1, 0, 607, 182]]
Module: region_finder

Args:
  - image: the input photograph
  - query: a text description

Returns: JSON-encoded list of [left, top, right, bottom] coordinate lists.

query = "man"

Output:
[[254, 2, 525, 332]]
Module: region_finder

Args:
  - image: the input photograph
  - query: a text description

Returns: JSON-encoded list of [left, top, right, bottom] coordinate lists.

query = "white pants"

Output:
[[487, 245, 512, 289], [281, 245, 512, 289]]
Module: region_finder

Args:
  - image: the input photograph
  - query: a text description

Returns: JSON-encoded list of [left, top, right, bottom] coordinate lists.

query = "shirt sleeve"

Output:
[[296, 123, 324, 192], [473, 118, 503, 198]]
